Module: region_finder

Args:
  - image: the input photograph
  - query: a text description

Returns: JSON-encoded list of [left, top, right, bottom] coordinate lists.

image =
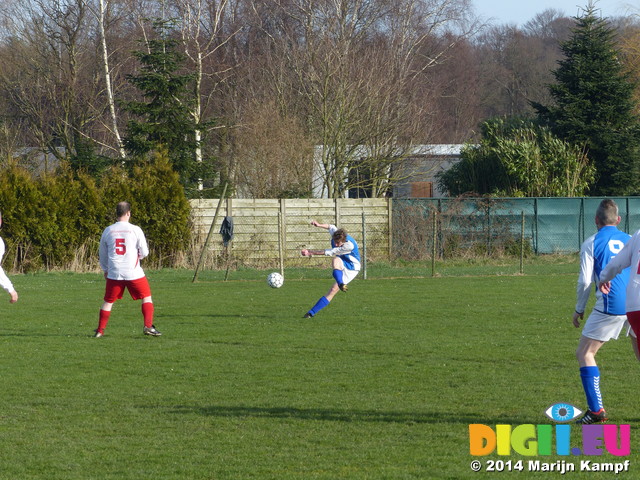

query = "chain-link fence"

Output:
[[190, 197, 640, 279], [393, 197, 640, 258]]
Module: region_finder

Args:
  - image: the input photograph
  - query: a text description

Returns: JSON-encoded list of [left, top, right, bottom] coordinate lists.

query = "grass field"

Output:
[[0, 263, 637, 479]]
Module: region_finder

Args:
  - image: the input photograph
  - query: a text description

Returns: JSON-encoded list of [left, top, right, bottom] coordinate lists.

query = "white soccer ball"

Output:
[[267, 272, 284, 288]]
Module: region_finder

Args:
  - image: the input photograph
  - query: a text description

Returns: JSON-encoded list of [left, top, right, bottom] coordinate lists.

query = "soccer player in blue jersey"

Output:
[[301, 220, 361, 318], [573, 199, 639, 424]]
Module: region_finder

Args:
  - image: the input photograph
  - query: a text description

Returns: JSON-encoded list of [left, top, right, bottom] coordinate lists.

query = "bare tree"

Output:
[[168, 0, 242, 191], [618, 16, 640, 111], [95, 0, 126, 159], [233, 99, 313, 197], [474, 10, 572, 120], [0, 0, 100, 164], [246, 0, 476, 198]]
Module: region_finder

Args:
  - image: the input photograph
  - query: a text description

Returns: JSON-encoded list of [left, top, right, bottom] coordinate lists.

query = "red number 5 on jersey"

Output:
[[115, 238, 126, 255]]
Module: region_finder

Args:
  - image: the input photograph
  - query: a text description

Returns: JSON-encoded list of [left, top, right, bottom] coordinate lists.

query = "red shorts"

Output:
[[104, 277, 152, 302], [627, 311, 640, 337]]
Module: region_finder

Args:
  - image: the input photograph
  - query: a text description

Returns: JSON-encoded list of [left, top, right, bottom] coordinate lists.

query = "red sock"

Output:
[[142, 302, 154, 328], [97, 309, 111, 334]]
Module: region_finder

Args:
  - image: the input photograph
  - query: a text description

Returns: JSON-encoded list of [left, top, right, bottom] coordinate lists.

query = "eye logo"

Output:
[[545, 403, 583, 422]]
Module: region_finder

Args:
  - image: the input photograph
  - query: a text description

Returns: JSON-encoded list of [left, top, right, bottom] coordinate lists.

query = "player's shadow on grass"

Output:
[[169, 405, 517, 425]]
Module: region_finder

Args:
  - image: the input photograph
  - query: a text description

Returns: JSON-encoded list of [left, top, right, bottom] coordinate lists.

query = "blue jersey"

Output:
[[576, 225, 630, 315], [325, 225, 361, 271]]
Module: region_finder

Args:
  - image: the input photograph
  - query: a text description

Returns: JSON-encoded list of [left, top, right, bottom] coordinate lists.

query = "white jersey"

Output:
[[599, 229, 640, 313], [99, 221, 148, 280], [0, 236, 14, 293]]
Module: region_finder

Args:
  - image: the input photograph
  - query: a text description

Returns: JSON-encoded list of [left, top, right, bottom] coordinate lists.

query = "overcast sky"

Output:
[[472, 0, 634, 26]]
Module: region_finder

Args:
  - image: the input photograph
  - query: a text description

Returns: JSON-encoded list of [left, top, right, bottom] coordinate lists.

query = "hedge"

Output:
[[0, 155, 191, 272]]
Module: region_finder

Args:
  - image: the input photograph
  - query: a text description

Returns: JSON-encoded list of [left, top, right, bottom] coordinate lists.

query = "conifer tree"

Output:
[[123, 20, 200, 193], [533, 5, 640, 195]]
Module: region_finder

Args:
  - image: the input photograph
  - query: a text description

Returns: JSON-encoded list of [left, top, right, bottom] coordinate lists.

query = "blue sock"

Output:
[[308, 296, 330, 316], [332, 269, 344, 284], [580, 366, 603, 412]]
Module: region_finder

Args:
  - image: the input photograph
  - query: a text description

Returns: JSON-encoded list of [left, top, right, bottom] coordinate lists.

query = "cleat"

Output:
[[576, 408, 607, 424], [93, 330, 103, 338], [143, 325, 162, 336], [338, 283, 348, 292], [303, 313, 313, 318]]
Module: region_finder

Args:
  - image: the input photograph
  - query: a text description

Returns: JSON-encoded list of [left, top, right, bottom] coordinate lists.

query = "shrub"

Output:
[[0, 152, 192, 271], [127, 151, 191, 267]]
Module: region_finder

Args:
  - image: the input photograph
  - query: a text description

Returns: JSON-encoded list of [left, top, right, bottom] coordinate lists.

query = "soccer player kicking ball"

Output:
[[301, 220, 360, 318], [93, 202, 161, 337]]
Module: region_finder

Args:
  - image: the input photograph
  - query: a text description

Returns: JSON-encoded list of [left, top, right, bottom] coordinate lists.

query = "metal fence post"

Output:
[[431, 210, 437, 277], [387, 197, 393, 261], [534, 198, 539, 255], [627, 197, 630, 233], [437, 198, 443, 259], [579, 197, 584, 250], [520, 210, 525, 275], [486, 204, 491, 256]]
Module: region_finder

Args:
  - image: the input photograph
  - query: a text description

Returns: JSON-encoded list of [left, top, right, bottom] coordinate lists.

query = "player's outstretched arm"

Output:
[[310, 220, 330, 230], [301, 249, 326, 257]]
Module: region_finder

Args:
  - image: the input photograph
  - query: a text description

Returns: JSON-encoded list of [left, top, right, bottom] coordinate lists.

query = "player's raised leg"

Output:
[[332, 257, 347, 292]]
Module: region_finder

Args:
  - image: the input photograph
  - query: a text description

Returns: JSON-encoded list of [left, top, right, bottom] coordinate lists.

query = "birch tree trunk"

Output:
[[98, 0, 126, 160]]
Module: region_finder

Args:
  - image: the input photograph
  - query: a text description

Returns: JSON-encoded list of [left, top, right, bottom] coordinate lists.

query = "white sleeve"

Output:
[[99, 230, 108, 272], [0, 238, 14, 293], [324, 241, 354, 257], [600, 232, 636, 283], [0, 268, 14, 293], [137, 226, 149, 260], [575, 240, 594, 314]]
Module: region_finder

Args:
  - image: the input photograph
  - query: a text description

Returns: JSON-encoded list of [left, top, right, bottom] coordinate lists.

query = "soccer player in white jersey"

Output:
[[0, 213, 18, 304], [93, 202, 161, 337], [573, 199, 638, 424], [301, 220, 360, 318]]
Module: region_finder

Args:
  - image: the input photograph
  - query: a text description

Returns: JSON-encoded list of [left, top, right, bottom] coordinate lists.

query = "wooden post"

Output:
[[278, 207, 285, 276], [362, 211, 367, 280], [280, 200, 287, 275], [223, 197, 233, 281], [192, 183, 227, 283]]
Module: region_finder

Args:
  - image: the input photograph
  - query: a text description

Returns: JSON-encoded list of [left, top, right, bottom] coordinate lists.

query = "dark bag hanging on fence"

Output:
[[220, 216, 234, 247]]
